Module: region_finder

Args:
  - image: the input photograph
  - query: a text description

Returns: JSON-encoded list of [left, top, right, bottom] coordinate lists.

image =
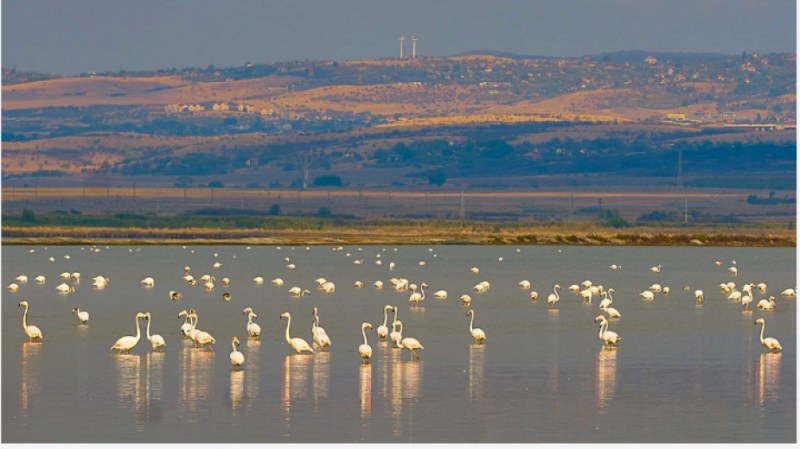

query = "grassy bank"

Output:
[[2, 216, 795, 247]]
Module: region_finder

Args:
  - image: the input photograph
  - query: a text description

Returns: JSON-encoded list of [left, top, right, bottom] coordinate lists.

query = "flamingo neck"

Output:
[[21, 305, 29, 331], [759, 321, 766, 344], [599, 320, 607, 338], [134, 316, 142, 341], [362, 326, 368, 345], [284, 315, 292, 343], [469, 312, 475, 332], [382, 308, 389, 327], [146, 318, 152, 339], [232, 340, 238, 352], [554, 286, 560, 299]]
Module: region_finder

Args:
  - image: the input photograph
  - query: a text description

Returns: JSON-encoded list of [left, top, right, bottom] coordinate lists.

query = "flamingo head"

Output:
[[18, 300, 28, 308], [280, 312, 289, 320], [754, 318, 765, 325]]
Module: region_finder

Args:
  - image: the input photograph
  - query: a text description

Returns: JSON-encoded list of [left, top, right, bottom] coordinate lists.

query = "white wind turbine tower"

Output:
[[399, 35, 405, 59], [412, 35, 417, 58]]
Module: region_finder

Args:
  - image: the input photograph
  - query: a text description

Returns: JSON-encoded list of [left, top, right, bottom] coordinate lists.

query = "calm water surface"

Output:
[[2, 245, 796, 443]]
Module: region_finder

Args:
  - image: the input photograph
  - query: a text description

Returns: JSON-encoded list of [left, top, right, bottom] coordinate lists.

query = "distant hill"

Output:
[[1, 51, 795, 192]]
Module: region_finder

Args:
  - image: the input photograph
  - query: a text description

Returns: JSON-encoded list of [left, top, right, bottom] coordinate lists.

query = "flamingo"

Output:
[[461, 294, 473, 305], [18, 300, 43, 341], [754, 318, 782, 352], [409, 282, 427, 305], [230, 336, 245, 368], [376, 305, 393, 340], [15, 275, 28, 283], [757, 296, 777, 311], [8, 283, 20, 292], [432, 289, 448, 299], [72, 306, 89, 324], [650, 265, 662, 273], [188, 310, 215, 350], [695, 290, 704, 302], [280, 312, 314, 354], [599, 290, 613, 309], [253, 276, 265, 284], [781, 288, 796, 297], [373, 280, 384, 289], [519, 280, 531, 290], [394, 320, 423, 359], [169, 290, 182, 301], [311, 307, 332, 349], [466, 309, 486, 343], [140, 277, 155, 287], [271, 277, 284, 286], [529, 291, 538, 301], [640, 290, 655, 301], [242, 307, 261, 338], [601, 305, 621, 319], [389, 308, 402, 345], [144, 312, 166, 351], [547, 284, 561, 308], [111, 312, 145, 353], [594, 315, 620, 346], [359, 322, 373, 363], [178, 309, 193, 338]]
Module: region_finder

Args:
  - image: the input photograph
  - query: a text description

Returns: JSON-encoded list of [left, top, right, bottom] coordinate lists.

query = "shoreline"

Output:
[[2, 226, 795, 247]]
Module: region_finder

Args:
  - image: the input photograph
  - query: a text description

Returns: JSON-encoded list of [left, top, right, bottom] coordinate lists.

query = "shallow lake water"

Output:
[[2, 244, 796, 443]]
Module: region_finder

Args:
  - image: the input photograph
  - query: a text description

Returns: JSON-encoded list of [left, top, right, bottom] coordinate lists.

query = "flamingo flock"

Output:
[[10, 245, 791, 384]]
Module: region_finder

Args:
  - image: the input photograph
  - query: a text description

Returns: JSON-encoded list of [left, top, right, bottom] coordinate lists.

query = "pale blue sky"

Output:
[[2, 0, 796, 75]]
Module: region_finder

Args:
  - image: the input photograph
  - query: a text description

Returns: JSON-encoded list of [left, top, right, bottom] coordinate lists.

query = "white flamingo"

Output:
[[230, 336, 245, 368], [599, 289, 614, 309], [409, 282, 427, 305], [359, 322, 373, 363], [389, 308, 402, 345], [72, 306, 89, 324], [242, 307, 261, 338], [461, 294, 473, 305], [757, 296, 777, 311], [547, 284, 561, 308], [432, 289, 448, 299], [376, 304, 393, 340], [178, 309, 194, 338], [466, 309, 486, 343], [111, 312, 145, 353], [601, 305, 622, 319], [519, 280, 531, 290], [312, 307, 332, 349], [280, 312, 314, 354], [140, 277, 155, 287], [144, 312, 166, 351], [754, 318, 782, 352], [18, 300, 43, 341], [594, 315, 620, 346], [695, 290, 704, 302], [640, 290, 655, 301], [394, 320, 423, 359]]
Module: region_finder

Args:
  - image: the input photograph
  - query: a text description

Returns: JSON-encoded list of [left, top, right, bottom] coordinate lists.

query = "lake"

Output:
[[2, 244, 796, 443]]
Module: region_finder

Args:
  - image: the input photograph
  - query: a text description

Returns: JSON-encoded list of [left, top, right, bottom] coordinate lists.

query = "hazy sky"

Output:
[[2, 0, 796, 75]]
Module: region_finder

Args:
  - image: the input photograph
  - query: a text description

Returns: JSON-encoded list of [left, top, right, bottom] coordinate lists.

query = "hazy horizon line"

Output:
[[4, 48, 795, 77]]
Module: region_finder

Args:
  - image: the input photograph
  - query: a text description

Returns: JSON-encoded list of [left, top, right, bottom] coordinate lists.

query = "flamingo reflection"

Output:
[[595, 346, 618, 410], [359, 363, 372, 418], [757, 352, 781, 408], [468, 344, 485, 400], [313, 350, 330, 414], [20, 342, 42, 418], [178, 346, 214, 417], [245, 338, 261, 404], [281, 354, 312, 427], [230, 370, 245, 414]]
